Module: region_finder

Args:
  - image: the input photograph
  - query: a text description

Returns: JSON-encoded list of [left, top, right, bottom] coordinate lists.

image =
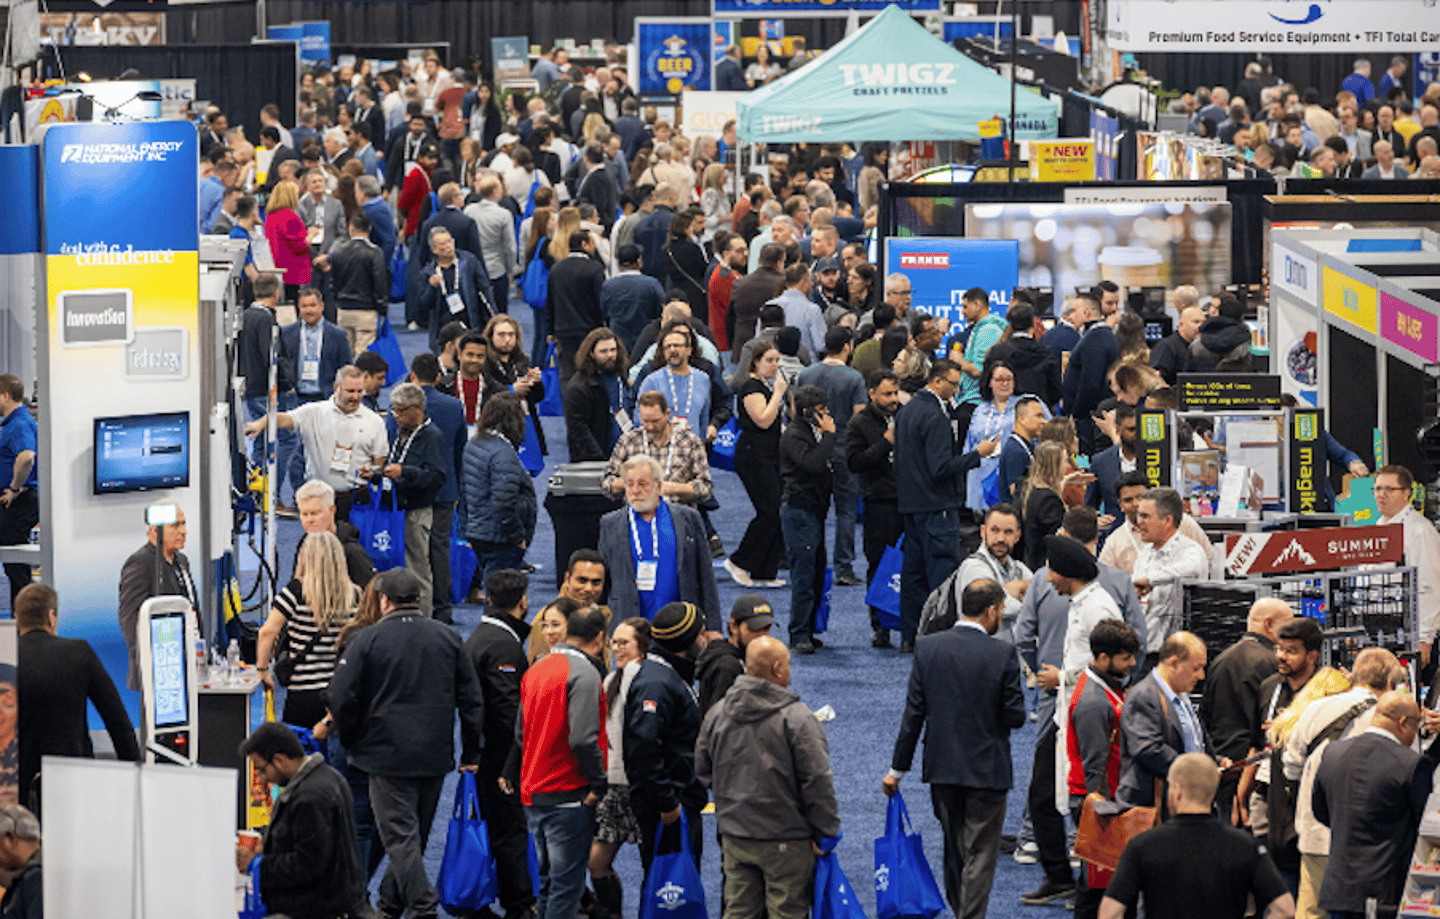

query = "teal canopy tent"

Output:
[[735, 4, 1060, 144]]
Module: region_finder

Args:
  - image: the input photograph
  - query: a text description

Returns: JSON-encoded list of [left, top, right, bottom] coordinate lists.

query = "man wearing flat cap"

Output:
[[624, 601, 709, 893], [329, 568, 487, 919], [696, 595, 776, 717]]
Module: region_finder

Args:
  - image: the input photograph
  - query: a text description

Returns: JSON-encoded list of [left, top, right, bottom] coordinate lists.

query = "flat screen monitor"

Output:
[[148, 610, 189, 728], [94, 411, 190, 494]]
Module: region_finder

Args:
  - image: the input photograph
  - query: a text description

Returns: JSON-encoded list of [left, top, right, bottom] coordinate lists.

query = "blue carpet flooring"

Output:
[[256, 302, 1063, 918]]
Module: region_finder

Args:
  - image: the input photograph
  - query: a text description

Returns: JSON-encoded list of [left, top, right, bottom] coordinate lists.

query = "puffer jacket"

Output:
[[623, 648, 707, 814], [1189, 315, 1253, 372], [695, 674, 840, 841], [461, 431, 537, 546]]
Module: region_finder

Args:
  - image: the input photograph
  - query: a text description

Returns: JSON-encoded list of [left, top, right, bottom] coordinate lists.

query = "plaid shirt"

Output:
[[602, 425, 714, 504]]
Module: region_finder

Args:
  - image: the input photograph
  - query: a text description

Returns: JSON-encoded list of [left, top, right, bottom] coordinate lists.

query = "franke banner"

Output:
[[883, 237, 1017, 331], [1107, 0, 1440, 52], [1225, 523, 1405, 576]]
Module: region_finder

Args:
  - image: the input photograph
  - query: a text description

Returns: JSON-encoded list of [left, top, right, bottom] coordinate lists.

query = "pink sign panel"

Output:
[[1380, 292, 1439, 362]]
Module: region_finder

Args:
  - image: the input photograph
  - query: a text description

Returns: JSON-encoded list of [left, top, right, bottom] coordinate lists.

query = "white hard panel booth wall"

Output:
[[1270, 228, 1440, 485]]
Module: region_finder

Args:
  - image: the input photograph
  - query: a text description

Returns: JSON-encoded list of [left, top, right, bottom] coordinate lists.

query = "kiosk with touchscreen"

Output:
[[149, 615, 188, 727], [137, 596, 198, 764]]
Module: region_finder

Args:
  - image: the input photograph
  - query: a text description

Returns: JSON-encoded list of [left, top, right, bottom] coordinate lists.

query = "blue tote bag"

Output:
[[239, 857, 266, 919], [388, 245, 408, 300], [640, 809, 707, 919], [516, 417, 545, 477], [874, 791, 944, 919], [709, 417, 739, 471], [521, 237, 550, 309], [814, 834, 867, 919], [437, 771, 500, 913], [451, 533, 478, 605], [814, 568, 835, 634], [537, 343, 564, 416], [863, 536, 904, 631], [352, 481, 407, 571], [367, 317, 408, 385]]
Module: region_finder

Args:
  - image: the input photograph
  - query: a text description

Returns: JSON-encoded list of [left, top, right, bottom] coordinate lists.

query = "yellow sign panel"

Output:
[[1321, 266, 1377, 333], [1029, 140, 1095, 182]]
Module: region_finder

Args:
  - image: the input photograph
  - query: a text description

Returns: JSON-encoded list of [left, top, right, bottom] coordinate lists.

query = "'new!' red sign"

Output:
[[1224, 523, 1404, 576]]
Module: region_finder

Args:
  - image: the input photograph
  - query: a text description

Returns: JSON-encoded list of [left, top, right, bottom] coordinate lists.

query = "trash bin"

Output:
[[544, 462, 622, 588]]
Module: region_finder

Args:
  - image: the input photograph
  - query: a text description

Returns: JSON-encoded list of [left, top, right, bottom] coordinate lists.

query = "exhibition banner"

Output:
[[713, 0, 940, 17], [679, 91, 747, 139], [883, 237, 1018, 330], [492, 36, 531, 83], [1107, 0, 1440, 52], [1178, 374, 1281, 411], [1225, 524, 1404, 576], [1288, 409, 1324, 514], [41, 121, 201, 723], [1137, 411, 1172, 488], [1029, 140, 1096, 181], [1322, 265, 1377, 334], [635, 20, 712, 95], [1380, 291, 1439, 363], [712, 21, 736, 66]]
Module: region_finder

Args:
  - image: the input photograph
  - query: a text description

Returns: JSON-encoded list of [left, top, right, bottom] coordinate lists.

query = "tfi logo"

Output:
[[1269, 0, 1327, 25], [899, 253, 949, 269]]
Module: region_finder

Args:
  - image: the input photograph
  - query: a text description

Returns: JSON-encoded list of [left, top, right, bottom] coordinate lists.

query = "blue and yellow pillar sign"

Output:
[[40, 120, 201, 722], [637, 21, 712, 95]]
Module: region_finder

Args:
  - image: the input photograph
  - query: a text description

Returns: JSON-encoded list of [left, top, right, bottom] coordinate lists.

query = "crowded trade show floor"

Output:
[[249, 307, 1050, 919]]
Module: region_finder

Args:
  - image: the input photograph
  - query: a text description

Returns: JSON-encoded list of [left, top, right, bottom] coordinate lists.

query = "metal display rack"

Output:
[[1182, 566, 1417, 669]]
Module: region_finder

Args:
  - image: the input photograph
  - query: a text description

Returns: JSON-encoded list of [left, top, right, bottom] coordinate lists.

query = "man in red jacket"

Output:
[[509, 605, 609, 919]]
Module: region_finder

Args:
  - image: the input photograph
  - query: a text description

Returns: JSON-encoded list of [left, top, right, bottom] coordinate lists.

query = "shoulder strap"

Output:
[[1304, 698, 1377, 759]]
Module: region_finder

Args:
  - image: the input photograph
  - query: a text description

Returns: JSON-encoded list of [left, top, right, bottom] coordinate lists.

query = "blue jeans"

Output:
[[830, 459, 858, 573], [531, 305, 551, 366], [781, 505, 826, 646], [527, 800, 596, 919], [245, 391, 300, 503], [900, 509, 962, 645], [471, 541, 526, 598]]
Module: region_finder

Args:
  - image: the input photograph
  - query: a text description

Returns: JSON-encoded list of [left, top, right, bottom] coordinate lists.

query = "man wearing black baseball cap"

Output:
[[329, 567, 486, 919], [696, 595, 776, 717], [623, 601, 709, 887]]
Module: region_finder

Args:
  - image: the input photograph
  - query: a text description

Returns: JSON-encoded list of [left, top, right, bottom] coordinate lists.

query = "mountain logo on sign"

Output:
[[1274, 539, 1316, 567]]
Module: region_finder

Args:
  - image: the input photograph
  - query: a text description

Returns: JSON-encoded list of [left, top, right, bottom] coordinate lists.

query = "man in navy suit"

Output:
[[282, 287, 352, 510], [1085, 403, 1136, 520], [409, 352, 468, 625], [1041, 294, 1090, 367], [1314, 691, 1439, 919], [884, 579, 1026, 919], [417, 182, 484, 268], [420, 226, 492, 352], [357, 175, 398, 266]]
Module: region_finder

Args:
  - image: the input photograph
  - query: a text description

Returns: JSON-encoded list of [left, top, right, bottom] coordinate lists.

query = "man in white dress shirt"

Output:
[[1132, 487, 1211, 669], [1374, 464, 1440, 668]]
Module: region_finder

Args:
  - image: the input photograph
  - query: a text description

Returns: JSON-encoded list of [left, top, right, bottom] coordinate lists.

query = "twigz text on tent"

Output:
[[839, 62, 955, 96], [58, 141, 184, 165]]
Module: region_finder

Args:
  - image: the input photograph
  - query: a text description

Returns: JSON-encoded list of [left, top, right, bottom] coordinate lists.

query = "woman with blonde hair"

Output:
[[256, 530, 360, 730], [264, 179, 314, 299], [1019, 441, 1069, 570], [549, 206, 583, 264], [699, 162, 733, 241]]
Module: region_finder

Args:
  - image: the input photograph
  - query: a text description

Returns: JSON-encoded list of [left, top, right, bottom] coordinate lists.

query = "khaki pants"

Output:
[[721, 836, 815, 919], [1297, 852, 1327, 919], [405, 506, 434, 615], [339, 308, 379, 355]]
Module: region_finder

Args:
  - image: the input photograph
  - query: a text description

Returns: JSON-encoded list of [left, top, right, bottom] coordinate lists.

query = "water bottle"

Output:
[[226, 639, 240, 683], [194, 639, 208, 681]]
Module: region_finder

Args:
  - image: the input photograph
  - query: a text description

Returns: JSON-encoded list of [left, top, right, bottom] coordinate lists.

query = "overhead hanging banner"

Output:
[[635, 19, 713, 95], [713, 0, 940, 17], [1107, 0, 1440, 52]]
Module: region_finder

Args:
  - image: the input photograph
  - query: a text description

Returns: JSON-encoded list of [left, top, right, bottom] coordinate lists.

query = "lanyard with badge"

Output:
[[404, 134, 423, 176], [609, 377, 633, 435], [389, 419, 431, 466], [440, 264, 466, 316], [301, 326, 321, 387], [630, 505, 661, 593], [666, 370, 694, 431]]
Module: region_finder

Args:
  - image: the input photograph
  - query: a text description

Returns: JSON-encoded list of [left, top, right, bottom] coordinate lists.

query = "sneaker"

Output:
[[1013, 842, 1040, 865], [898, 641, 915, 653], [708, 535, 726, 559], [872, 629, 893, 649], [723, 559, 755, 587], [1019, 879, 1075, 905], [834, 571, 864, 587], [792, 641, 815, 655], [812, 636, 824, 648], [407, 321, 421, 331], [756, 577, 787, 588]]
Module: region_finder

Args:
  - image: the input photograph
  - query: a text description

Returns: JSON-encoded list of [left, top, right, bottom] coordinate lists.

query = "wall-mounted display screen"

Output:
[[94, 411, 189, 494]]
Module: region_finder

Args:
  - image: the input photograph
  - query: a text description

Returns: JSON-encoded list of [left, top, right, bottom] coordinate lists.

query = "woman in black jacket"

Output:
[[664, 207, 710, 321], [1018, 441, 1068, 571]]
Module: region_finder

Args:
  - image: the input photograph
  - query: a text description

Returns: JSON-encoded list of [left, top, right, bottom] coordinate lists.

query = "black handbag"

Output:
[[272, 624, 324, 687]]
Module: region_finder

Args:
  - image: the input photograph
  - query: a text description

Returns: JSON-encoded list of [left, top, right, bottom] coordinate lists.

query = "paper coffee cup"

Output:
[[1098, 246, 1164, 289], [237, 830, 261, 853]]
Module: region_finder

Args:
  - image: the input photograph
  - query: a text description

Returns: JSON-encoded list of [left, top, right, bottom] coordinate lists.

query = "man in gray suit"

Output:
[[1116, 631, 1221, 811], [884, 579, 1026, 919], [297, 169, 346, 261], [598, 454, 721, 634], [1338, 104, 1374, 162], [1361, 140, 1410, 180]]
